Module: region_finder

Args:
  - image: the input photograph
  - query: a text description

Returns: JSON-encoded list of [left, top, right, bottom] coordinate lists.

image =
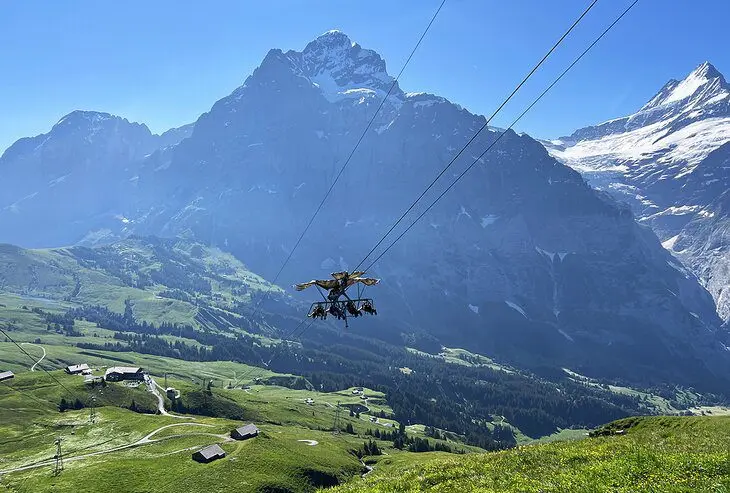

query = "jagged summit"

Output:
[[542, 62, 730, 323], [641, 61, 728, 111], [693, 61, 724, 80], [54, 110, 115, 127], [303, 29, 354, 50], [48, 110, 154, 139], [235, 30, 398, 104], [547, 62, 730, 148], [295, 30, 397, 102]]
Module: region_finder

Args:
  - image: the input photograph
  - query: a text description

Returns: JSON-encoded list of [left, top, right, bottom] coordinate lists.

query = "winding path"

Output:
[[20, 343, 45, 372], [0, 423, 223, 475], [146, 376, 188, 419]]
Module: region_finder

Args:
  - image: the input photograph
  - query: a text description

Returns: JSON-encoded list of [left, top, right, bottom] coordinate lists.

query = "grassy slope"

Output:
[[0, 368, 361, 492], [0, 346, 482, 493], [330, 416, 730, 492], [0, 238, 284, 329]]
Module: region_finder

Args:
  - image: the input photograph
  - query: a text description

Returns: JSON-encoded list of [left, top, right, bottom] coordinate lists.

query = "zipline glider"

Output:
[[294, 270, 379, 327]]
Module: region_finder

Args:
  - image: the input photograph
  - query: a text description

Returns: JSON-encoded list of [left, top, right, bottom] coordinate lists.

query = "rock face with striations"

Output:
[[0, 111, 192, 247], [127, 32, 728, 388], [543, 62, 730, 324], [1, 32, 728, 388]]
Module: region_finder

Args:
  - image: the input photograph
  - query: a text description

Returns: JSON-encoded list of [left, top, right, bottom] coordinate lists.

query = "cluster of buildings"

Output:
[[64, 364, 145, 382], [192, 423, 260, 464]]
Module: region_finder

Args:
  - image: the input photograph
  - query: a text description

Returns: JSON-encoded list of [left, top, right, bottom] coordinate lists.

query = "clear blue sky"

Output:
[[1, 0, 728, 152]]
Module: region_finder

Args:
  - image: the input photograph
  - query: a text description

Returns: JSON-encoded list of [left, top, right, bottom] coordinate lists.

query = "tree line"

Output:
[[60, 302, 653, 448]]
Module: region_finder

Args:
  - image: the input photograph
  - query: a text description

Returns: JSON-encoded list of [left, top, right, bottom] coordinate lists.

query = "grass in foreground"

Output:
[[330, 416, 730, 492]]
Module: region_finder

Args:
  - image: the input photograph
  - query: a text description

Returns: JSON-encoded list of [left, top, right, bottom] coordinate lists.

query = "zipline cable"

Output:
[[246, 0, 448, 327], [354, 0, 599, 271], [362, 0, 640, 273], [252, 0, 610, 383], [0, 326, 86, 403]]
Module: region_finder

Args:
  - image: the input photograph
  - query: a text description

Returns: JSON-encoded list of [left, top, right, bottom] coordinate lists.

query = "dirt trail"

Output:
[[146, 376, 188, 419], [0, 422, 220, 475], [20, 343, 45, 371]]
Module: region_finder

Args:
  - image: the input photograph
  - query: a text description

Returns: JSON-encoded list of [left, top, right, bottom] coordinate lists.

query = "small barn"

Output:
[[0, 370, 14, 382], [105, 367, 145, 382], [65, 364, 90, 375], [192, 444, 226, 463], [231, 424, 259, 440]]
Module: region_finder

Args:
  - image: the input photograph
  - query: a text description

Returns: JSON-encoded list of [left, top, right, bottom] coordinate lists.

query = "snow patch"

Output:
[[662, 235, 680, 251], [667, 260, 685, 274], [535, 246, 556, 262], [663, 71, 709, 105], [456, 206, 471, 221], [48, 174, 70, 187], [558, 329, 574, 342], [552, 117, 730, 177], [505, 301, 527, 318], [480, 215, 498, 228], [375, 120, 395, 135]]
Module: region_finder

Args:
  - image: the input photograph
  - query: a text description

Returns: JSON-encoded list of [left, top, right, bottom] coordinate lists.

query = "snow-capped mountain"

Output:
[[125, 32, 727, 387], [543, 62, 730, 322], [1, 33, 728, 389]]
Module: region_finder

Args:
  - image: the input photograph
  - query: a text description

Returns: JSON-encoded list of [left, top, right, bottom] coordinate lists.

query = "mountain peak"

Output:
[[692, 61, 723, 80], [293, 30, 398, 103], [641, 61, 728, 111], [54, 110, 114, 128], [306, 30, 354, 51]]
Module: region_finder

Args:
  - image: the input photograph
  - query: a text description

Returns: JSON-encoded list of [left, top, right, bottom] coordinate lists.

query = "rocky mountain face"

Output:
[[543, 62, 730, 324], [1, 33, 728, 389], [0, 111, 192, 248]]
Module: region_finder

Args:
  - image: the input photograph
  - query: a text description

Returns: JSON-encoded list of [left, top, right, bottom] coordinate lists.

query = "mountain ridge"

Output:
[[542, 61, 730, 323], [1, 32, 728, 390]]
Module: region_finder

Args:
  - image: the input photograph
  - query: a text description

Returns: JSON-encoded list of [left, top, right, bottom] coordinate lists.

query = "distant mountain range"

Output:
[[543, 62, 730, 325], [0, 111, 193, 247], [1, 32, 728, 390]]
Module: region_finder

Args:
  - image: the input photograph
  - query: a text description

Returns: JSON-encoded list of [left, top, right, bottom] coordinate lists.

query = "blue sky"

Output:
[[1, 0, 728, 152]]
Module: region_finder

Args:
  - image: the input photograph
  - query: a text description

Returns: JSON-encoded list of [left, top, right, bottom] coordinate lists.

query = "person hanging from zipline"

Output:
[[296, 270, 379, 325]]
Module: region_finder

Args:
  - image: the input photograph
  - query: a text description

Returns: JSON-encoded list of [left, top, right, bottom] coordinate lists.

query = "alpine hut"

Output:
[[192, 444, 226, 463], [231, 423, 259, 440]]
